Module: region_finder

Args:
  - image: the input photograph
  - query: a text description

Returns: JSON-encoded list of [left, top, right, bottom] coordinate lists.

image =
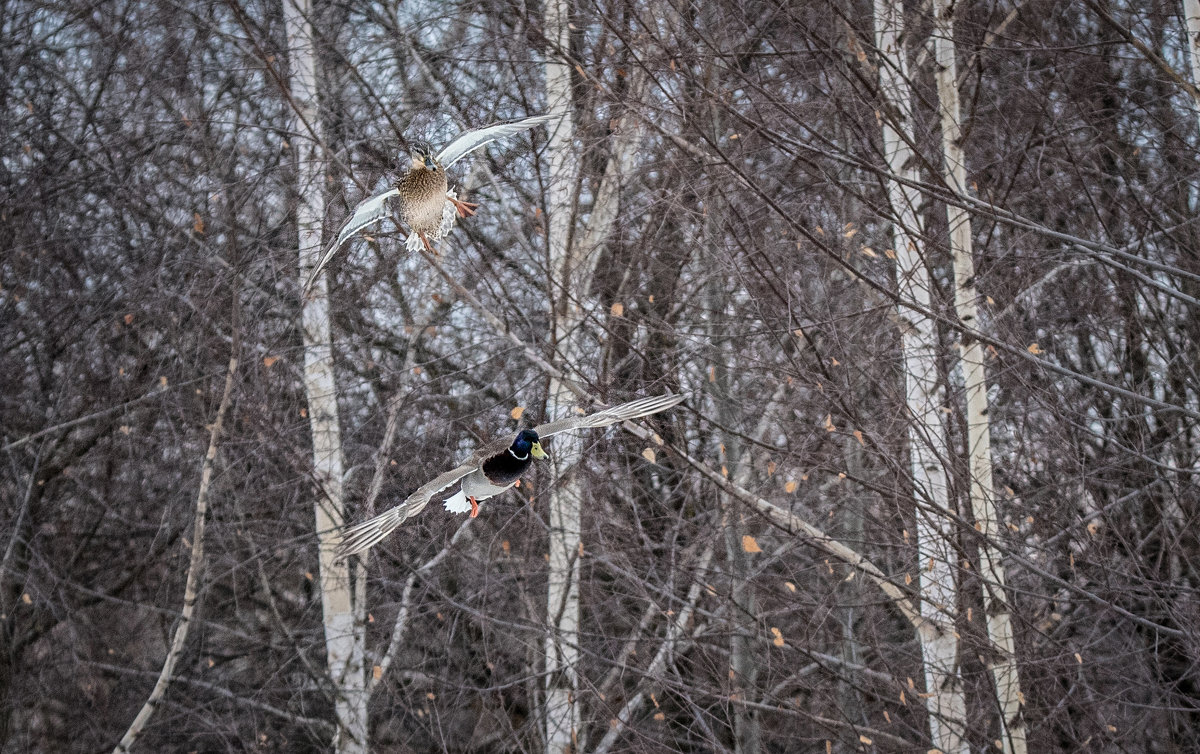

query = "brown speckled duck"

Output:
[[303, 114, 559, 294]]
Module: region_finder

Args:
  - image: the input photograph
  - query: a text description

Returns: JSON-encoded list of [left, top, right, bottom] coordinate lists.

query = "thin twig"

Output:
[[591, 543, 716, 754], [367, 520, 472, 697], [95, 661, 333, 733], [112, 349, 239, 753]]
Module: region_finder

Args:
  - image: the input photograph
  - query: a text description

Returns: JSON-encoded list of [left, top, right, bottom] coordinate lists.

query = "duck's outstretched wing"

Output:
[[334, 431, 522, 559], [532, 394, 685, 440], [435, 113, 560, 170], [303, 187, 400, 295], [335, 455, 487, 559]]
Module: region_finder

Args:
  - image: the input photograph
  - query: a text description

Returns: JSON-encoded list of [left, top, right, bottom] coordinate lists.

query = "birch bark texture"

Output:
[[541, 0, 584, 747], [932, 2, 1027, 751], [1186, 0, 1200, 131], [283, 0, 368, 749], [871, 0, 968, 750]]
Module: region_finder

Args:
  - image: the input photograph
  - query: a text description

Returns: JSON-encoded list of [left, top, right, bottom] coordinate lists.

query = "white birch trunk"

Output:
[[1184, 0, 1200, 132], [283, 0, 367, 750], [932, 3, 1026, 752], [871, 1, 968, 750], [541, 12, 649, 753], [542, 0, 583, 747]]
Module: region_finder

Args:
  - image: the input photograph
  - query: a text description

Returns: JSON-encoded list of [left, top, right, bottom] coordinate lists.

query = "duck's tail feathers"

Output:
[[443, 489, 472, 513]]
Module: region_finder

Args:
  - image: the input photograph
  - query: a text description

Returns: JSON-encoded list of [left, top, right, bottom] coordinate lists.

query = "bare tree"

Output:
[[541, 0, 585, 748], [871, 0, 967, 748], [5, 0, 1200, 751], [284, 0, 367, 748], [931, 2, 1026, 751]]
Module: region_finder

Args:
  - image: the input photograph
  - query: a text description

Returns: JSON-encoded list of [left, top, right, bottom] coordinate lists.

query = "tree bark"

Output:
[[1186, 0, 1200, 132], [541, 0, 583, 748], [871, 0, 968, 750], [283, 0, 367, 749], [931, 2, 1027, 751]]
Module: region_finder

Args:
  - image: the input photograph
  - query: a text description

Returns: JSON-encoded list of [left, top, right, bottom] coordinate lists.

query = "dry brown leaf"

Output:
[[1027, 342, 1044, 354], [510, 406, 525, 420], [263, 356, 279, 368], [770, 627, 784, 647], [641, 447, 656, 463], [784, 480, 798, 493], [610, 302, 624, 317], [742, 534, 762, 553]]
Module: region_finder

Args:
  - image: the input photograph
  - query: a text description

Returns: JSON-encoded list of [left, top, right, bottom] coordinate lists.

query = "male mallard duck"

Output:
[[336, 394, 685, 558], [303, 113, 558, 294]]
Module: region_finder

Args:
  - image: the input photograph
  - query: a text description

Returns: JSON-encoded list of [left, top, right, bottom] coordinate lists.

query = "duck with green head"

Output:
[[336, 393, 685, 559], [443, 428, 549, 517]]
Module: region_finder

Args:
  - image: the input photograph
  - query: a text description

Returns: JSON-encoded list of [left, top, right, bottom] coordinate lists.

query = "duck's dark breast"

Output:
[[480, 450, 531, 486]]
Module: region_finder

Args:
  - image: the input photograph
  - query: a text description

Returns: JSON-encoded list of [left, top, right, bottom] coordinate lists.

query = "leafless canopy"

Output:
[[2, 0, 1199, 751]]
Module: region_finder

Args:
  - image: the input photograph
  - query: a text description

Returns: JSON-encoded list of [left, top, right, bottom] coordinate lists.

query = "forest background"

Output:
[[2, 0, 1199, 752]]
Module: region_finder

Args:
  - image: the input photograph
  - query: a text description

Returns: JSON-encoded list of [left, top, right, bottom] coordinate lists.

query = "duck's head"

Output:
[[408, 140, 438, 172], [512, 429, 549, 460]]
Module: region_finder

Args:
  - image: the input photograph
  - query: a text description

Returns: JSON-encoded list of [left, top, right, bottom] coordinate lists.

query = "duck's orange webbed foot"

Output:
[[449, 196, 479, 218], [468, 496, 479, 518], [419, 231, 438, 254]]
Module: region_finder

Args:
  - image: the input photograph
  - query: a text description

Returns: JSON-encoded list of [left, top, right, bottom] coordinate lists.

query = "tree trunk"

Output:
[[283, 0, 367, 749], [931, 2, 1026, 751], [541, 0, 583, 747], [1181, 0, 1200, 132], [871, 0, 968, 750], [703, 234, 761, 754]]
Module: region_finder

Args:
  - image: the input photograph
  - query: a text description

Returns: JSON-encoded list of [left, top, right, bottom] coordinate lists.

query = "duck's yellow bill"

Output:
[[531, 442, 549, 460]]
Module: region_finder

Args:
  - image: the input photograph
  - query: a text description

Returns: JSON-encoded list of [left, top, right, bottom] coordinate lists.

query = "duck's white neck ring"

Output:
[[509, 449, 529, 461]]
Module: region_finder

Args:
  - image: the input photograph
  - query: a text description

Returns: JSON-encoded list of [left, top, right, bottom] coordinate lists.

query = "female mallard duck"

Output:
[[303, 113, 558, 294], [336, 394, 685, 559]]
